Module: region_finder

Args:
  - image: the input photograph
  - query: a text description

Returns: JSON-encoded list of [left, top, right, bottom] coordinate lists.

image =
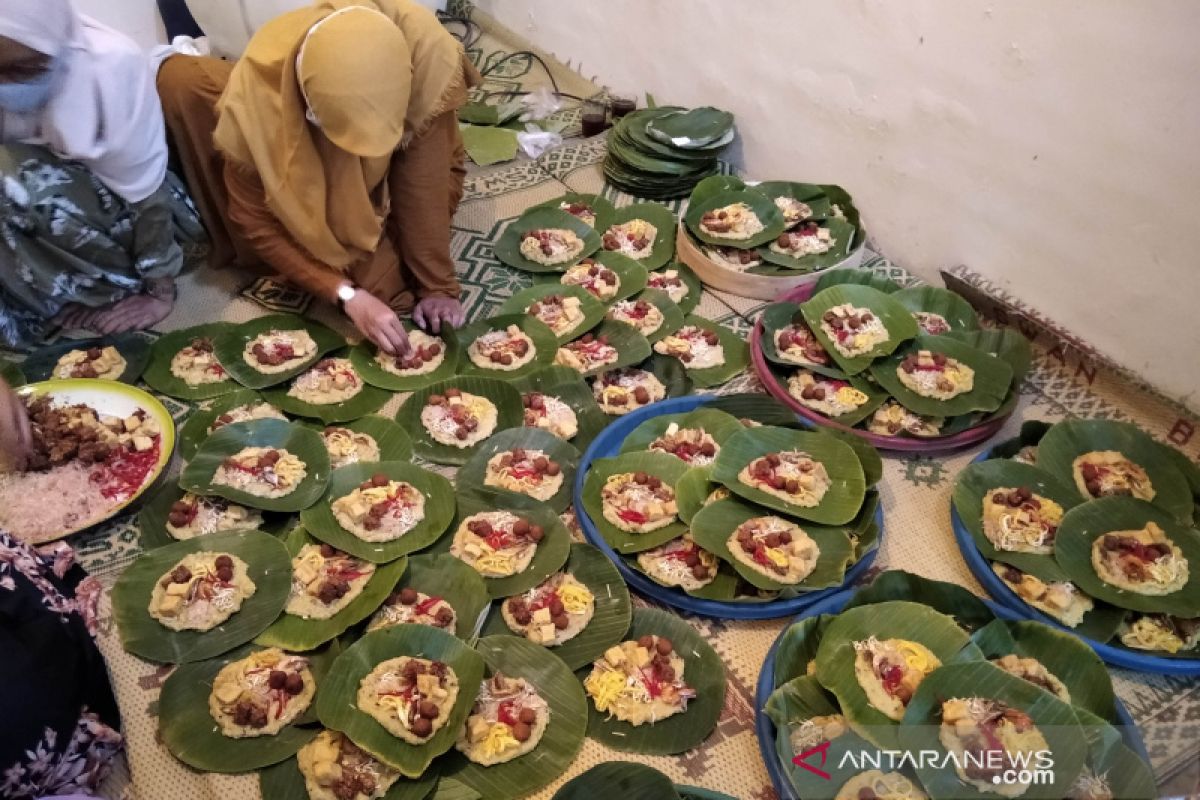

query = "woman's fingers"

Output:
[[381, 314, 410, 355]]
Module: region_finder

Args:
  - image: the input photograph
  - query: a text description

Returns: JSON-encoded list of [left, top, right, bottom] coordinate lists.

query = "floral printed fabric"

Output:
[[0, 531, 122, 799], [0, 143, 207, 349]]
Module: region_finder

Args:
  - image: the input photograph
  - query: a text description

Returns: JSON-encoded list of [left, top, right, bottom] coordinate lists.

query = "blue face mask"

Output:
[[0, 57, 61, 114]]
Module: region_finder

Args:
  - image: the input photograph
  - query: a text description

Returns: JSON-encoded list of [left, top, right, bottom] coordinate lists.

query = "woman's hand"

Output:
[[344, 291, 410, 355], [0, 381, 32, 473], [413, 296, 465, 334]]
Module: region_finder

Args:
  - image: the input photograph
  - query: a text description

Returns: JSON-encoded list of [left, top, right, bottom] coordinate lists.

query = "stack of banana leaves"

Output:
[[604, 105, 735, 199]]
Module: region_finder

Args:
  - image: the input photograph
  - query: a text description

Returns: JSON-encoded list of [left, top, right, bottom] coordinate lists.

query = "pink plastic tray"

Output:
[[749, 283, 1011, 453]]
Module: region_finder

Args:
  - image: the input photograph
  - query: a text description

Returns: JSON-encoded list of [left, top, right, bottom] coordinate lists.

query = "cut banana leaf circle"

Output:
[[394, 376, 524, 466], [581, 451, 692, 553], [647, 106, 735, 147], [813, 268, 901, 295], [1037, 419, 1194, 521], [689, 175, 747, 206], [945, 327, 1033, 384], [800, 284, 918, 375], [177, 388, 282, 460], [754, 181, 834, 220], [970, 618, 1116, 721], [261, 359, 391, 424], [647, 262, 702, 316], [299, 461, 455, 563], [259, 752, 437, 800], [428, 778, 484, 800], [619, 406, 744, 458], [459, 98, 523, 126], [756, 218, 857, 272], [138, 480, 290, 550], [655, 315, 749, 389], [143, 323, 240, 400], [869, 334, 1013, 417], [438, 490, 571, 598], [111, 529, 292, 663], [817, 428, 884, 489], [497, 284, 607, 345], [255, 527, 408, 651], [1054, 496, 1200, 616], [437, 636, 588, 799], [455, 426, 580, 513], [608, 287, 685, 345], [952, 459, 1080, 581], [179, 418, 331, 512], [455, 314, 558, 382], [841, 570, 996, 633], [778, 367, 889, 428], [157, 641, 339, 772], [494, 207, 602, 273], [385, 553, 491, 640], [711, 426, 867, 525], [534, 251, 649, 303], [533, 192, 617, 232], [690, 498, 855, 593], [757, 302, 842, 376], [214, 314, 345, 389], [560, 320, 652, 379], [511, 366, 610, 452], [892, 285, 980, 334], [551, 762, 679, 800], [582, 607, 725, 754], [22, 332, 151, 384], [1073, 707, 1158, 800], [601, 203, 678, 270], [0, 359, 25, 387], [314, 625, 486, 776], [706, 392, 805, 429], [479, 542, 632, 670], [814, 600, 973, 748], [902, 661, 1088, 800], [674, 466, 718, 525], [984, 559, 1127, 643], [639, 352, 694, 398], [349, 323, 461, 392], [772, 615, 834, 688], [683, 188, 785, 249], [305, 414, 414, 464]]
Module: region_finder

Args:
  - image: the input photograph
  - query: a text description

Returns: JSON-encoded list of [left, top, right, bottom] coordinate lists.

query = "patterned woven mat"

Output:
[[37, 8, 1200, 800]]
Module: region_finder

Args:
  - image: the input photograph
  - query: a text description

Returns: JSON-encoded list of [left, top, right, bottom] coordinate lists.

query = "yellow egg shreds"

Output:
[[584, 669, 627, 712], [482, 722, 520, 757], [558, 582, 594, 613], [835, 386, 869, 406]]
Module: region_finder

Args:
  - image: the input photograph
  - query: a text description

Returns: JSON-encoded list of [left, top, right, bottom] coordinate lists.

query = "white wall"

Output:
[[76, 0, 164, 49], [479, 0, 1200, 408]]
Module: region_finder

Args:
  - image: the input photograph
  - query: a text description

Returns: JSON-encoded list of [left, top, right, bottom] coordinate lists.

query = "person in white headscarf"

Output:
[[0, 0, 206, 350]]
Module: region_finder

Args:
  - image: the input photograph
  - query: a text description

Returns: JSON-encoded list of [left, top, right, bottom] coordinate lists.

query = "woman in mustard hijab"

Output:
[[157, 0, 477, 353]]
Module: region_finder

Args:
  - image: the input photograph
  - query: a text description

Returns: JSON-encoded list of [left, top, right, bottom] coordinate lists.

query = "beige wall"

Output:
[[478, 0, 1200, 408]]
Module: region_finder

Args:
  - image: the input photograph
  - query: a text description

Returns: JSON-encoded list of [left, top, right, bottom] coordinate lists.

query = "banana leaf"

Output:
[[892, 285, 981, 334], [479, 542, 632, 670], [711, 426, 867, 525], [754, 181, 834, 220], [394, 376, 524, 466], [675, 786, 737, 800], [299, 461, 455, 563], [800, 285, 919, 375], [261, 360, 390, 424], [970, 618, 1116, 721], [647, 262, 702, 316], [461, 124, 517, 166], [214, 314, 345, 389], [601, 203, 678, 269], [455, 426, 580, 513], [646, 106, 735, 147], [640, 352, 694, 398], [690, 498, 855, 593], [456, 314, 558, 382], [682, 562, 741, 601], [510, 366, 610, 451], [314, 625, 486, 776], [1054, 496, 1200, 616], [786, 366, 891, 427], [819, 429, 884, 489], [854, 519, 880, 561], [582, 608, 725, 754], [945, 327, 1033, 384], [260, 752, 436, 800], [177, 388, 282, 460], [580, 451, 692, 553], [427, 778, 483, 799], [111, 529, 292, 663], [674, 466, 717, 525], [619, 406, 744, 458], [305, 414, 414, 464], [756, 218, 858, 272], [654, 315, 749, 388], [0, 359, 24, 387], [813, 268, 901, 294], [382, 553, 492, 640], [497, 285, 607, 345], [683, 188, 785, 249], [143, 323, 240, 399], [551, 762, 681, 800], [494, 208, 602, 273], [952, 459, 1080, 581], [157, 641, 340, 772], [180, 419, 330, 512], [841, 569, 996, 632], [622, 109, 729, 162], [255, 527, 408, 650], [757, 302, 842, 376], [869, 334, 1012, 416], [138, 481, 290, 550], [902, 661, 1088, 800], [458, 98, 523, 126], [689, 175, 746, 207], [1158, 440, 1200, 497], [1072, 708, 1158, 800], [533, 192, 617, 231], [436, 636, 588, 799], [705, 393, 806, 429], [558, 320, 652, 379], [814, 600, 974, 748], [22, 332, 151, 384], [773, 615, 835, 687], [533, 251, 649, 302], [986, 560, 1128, 643], [1037, 419, 1194, 521], [608, 287, 685, 344], [349, 324, 461, 392], [438, 490, 571, 598], [606, 134, 716, 176]]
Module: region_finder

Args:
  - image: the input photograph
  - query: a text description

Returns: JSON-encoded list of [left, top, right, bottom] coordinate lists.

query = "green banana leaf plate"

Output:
[[498, 284, 607, 345], [365, 552, 491, 641], [869, 334, 1013, 417], [177, 388, 285, 460], [143, 323, 240, 399], [306, 414, 414, 466], [892, 285, 980, 334], [511, 366, 610, 452], [494, 207, 602, 273], [646, 262, 702, 315], [606, 288, 685, 345], [349, 323, 461, 392], [800, 284, 919, 375], [259, 750, 436, 800], [683, 188, 785, 249], [214, 314, 345, 389], [261, 356, 390, 423], [455, 426, 580, 513], [619, 406, 745, 460], [532, 251, 648, 303], [599, 203, 678, 270], [22, 332, 151, 384], [556, 320, 652, 379], [653, 315, 749, 388], [456, 314, 558, 382], [394, 376, 524, 466], [138, 480, 289, 550], [581, 451, 692, 553], [533, 192, 617, 232]]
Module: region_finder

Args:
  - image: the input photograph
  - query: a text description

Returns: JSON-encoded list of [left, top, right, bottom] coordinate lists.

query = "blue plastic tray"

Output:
[[572, 395, 883, 619], [754, 589, 1152, 800], [952, 450, 1200, 675]]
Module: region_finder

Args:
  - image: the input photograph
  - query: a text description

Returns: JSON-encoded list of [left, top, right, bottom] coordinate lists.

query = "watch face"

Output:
[[338, 284, 356, 302]]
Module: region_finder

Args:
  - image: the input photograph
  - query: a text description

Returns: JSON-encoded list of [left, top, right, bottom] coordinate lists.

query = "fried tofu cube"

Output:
[[312, 737, 340, 762], [532, 607, 552, 625], [214, 680, 242, 704], [313, 760, 342, 785], [295, 562, 319, 585], [632, 646, 652, 668], [165, 581, 190, 597], [539, 624, 556, 643], [124, 415, 142, 432], [416, 674, 439, 696], [603, 646, 626, 667], [464, 542, 483, 558], [132, 435, 153, 452], [157, 594, 183, 616], [468, 716, 492, 742]]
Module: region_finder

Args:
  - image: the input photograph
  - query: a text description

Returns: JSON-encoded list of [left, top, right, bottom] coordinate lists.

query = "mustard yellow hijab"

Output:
[[214, 0, 470, 270]]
